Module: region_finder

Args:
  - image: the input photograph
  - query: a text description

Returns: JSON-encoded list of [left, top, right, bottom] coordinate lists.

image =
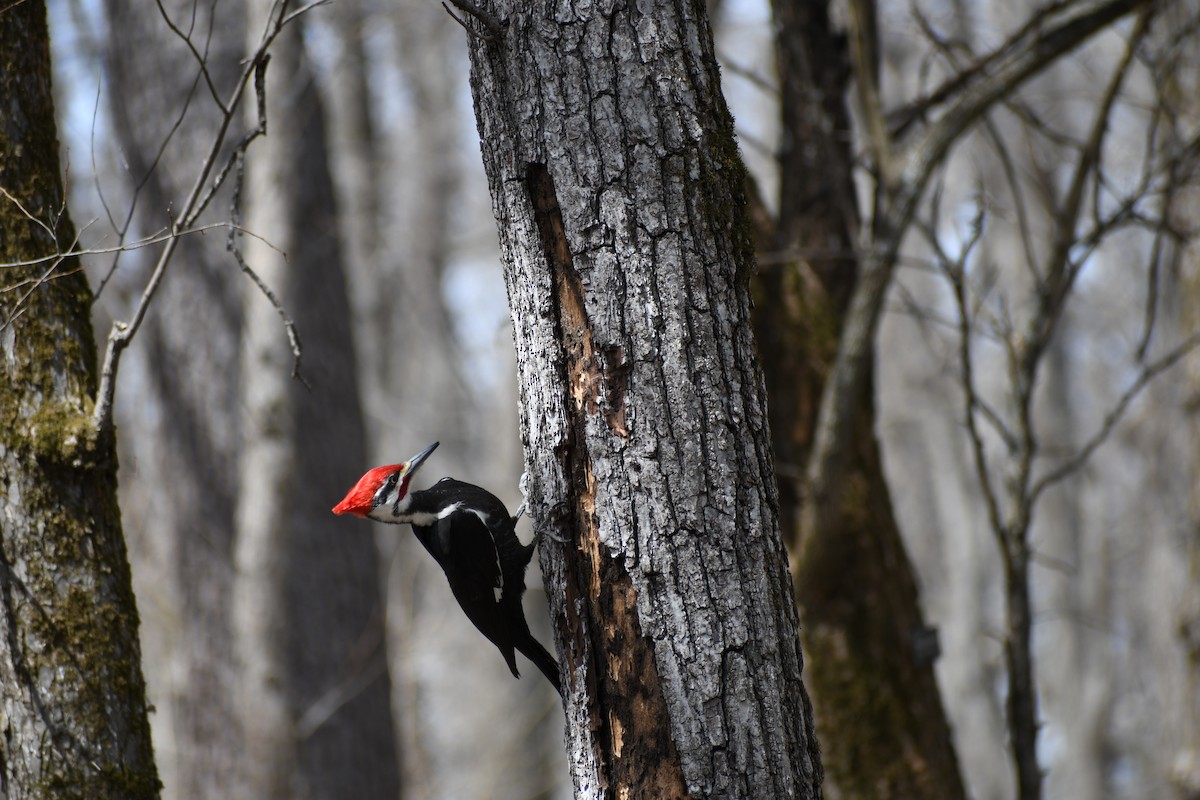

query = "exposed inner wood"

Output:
[[525, 162, 690, 799]]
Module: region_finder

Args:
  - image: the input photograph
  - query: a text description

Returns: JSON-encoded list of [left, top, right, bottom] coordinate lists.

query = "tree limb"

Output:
[[1030, 331, 1200, 503], [91, 0, 323, 433], [800, 0, 1149, 539]]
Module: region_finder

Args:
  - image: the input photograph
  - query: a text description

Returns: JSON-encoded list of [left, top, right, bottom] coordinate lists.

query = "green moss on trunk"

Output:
[[0, 2, 161, 797]]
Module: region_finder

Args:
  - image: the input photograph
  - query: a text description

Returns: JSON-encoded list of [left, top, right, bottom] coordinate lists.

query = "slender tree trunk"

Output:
[[233, 4, 402, 798], [235, 5, 400, 799], [97, 1, 246, 796], [752, 3, 969, 798], [464, 4, 823, 797], [1182, 176, 1200, 800], [319, 3, 412, 796], [232, 9, 301, 792], [0, 3, 160, 796], [283, 43, 401, 800]]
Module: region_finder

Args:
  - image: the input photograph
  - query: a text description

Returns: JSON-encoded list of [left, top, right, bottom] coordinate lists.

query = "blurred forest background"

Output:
[[37, 0, 1200, 797]]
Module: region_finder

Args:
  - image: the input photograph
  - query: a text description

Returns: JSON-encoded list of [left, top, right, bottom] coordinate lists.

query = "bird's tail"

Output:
[[516, 631, 563, 698]]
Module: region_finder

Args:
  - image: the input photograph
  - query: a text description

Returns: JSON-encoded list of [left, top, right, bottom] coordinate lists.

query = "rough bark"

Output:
[[233, 7, 399, 799], [0, 2, 160, 796], [465, 3, 823, 798], [380, 5, 568, 798], [751, 3, 969, 799]]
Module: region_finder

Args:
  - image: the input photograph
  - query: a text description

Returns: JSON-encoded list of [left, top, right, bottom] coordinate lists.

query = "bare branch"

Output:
[[0, 187, 57, 241], [93, 54, 205, 300], [1030, 331, 1200, 502], [801, 0, 1149, 545], [890, 0, 1149, 141], [898, 0, 1152, 194], [194, 52, 271, 221], [279, 0, 332, 28], [227, 144, 308, 389], [1135, 197, 1169, 360], [951, 251, 1010, 565], [1051, 12, 1148, 281], [92, 1, 306, 433], [155, 0, 226, 112], [716, 53, 778, 96], [86, 77, 119, 237], [0, 221, 247, 271], [845, 0, 893, 187]]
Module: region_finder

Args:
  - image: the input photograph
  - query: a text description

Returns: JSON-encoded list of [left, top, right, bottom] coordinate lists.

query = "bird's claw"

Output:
[[534, 528, 569, 546]]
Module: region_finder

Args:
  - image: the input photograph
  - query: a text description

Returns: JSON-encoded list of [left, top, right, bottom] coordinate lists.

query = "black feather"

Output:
[[405, 479, 563, 697]]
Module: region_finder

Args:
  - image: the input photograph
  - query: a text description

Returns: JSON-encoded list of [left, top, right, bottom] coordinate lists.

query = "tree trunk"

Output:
[[0, 2, 160, 797], [97, 1, 246, 795], [752, 3, 969, 799], [233, 11, 302, 795], [284, 54, 401, 800], [233, 6, 399, 798], [465, 4, 823, 797]]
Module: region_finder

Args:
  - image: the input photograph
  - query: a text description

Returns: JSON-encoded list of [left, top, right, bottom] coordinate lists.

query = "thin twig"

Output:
[[845, 0, 893, 188], [0, 187, 56, 241], [0, 221, 263, 271], [442, 0, 502, 41], [224, 53, 306, 387], [95, 0, 211, 302], [91, 0, 324, 433], [227, 148, 308, 389], [1030, 331, 1200, 502], [155, 0, 226, 111], [718, 53, 778, 96]]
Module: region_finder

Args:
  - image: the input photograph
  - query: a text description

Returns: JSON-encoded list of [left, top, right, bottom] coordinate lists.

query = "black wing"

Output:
[[406, 478, 560, 693], [409, 480, 527, 676]]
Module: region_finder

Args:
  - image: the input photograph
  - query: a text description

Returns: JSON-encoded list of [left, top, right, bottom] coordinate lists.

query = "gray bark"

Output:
[[233, 8, 303, 795], [234, 6, 399, 798], [97, 1, 246, 795], [284, 52, 400, 800], [0, 2, 160, 796], [465, 3, 822, 797]]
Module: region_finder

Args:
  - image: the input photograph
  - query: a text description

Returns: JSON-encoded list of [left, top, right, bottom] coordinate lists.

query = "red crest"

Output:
[[332, 464, 403, 517]]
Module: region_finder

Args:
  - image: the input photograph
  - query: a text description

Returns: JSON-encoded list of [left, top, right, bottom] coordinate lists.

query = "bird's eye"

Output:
[[374, 473, 400, 504]]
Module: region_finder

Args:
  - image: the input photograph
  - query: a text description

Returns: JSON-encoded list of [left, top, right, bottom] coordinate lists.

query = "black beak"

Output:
[[405, 441, 439, 475]]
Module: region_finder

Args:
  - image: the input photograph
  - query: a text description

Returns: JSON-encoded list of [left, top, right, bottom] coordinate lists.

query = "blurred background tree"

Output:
[[9, 0, 1195, 797]]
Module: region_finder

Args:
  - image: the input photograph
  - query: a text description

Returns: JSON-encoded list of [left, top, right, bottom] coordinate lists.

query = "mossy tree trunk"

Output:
[[463, 2, 823, 797], [751, 3, 969, 799], [0, 2, 160, 797]]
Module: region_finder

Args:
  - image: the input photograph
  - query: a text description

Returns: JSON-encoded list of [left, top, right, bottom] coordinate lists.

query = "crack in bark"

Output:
[[525, 162, 689, 799]]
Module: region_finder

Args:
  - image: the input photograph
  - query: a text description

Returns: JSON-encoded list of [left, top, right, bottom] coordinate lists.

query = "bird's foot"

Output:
[[534, 528, 569, 546]]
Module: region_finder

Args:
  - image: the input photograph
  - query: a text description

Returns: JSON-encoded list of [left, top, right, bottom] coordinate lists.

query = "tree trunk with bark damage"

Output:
[[0, 3, 160, 797], [463, 3, 823, 798]]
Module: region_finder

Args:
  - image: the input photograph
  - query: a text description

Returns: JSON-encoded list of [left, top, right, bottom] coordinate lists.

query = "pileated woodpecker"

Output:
[[332, 442, 562, 697]]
